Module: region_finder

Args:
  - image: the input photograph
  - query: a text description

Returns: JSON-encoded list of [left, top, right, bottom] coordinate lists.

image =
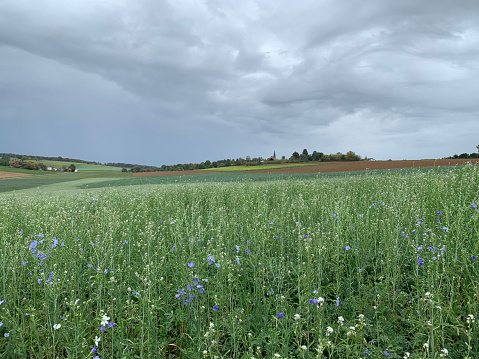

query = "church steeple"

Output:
[[273, 150, 276, 159]]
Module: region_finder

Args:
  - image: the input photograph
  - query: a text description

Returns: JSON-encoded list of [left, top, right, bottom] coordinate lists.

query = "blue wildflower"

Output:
[[418, 258, 424, 266], [188, 262, 194, 268], [213, 305, 219, 311], [276, 312, 284, 319]]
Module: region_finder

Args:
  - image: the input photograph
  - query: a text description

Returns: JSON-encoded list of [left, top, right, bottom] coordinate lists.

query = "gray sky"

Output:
[[1, 0, 478, 166]]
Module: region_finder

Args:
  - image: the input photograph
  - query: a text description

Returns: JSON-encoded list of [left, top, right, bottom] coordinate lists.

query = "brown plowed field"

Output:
[[133, 159, 479, 177], [0, 171, 32, 179]]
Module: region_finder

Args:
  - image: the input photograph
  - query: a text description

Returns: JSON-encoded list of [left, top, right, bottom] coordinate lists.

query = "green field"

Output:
[[0, 165, 52, 175], [201, 163, 320, 172], [0, 165, 478, 358]]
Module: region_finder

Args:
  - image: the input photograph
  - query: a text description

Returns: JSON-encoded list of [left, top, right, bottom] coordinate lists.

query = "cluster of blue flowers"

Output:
[[175, 276, 207, 305], [207, 255, 220, 268]]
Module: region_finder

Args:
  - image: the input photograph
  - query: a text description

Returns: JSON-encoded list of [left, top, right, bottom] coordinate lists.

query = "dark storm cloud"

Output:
[[0, 0, 478, 164]]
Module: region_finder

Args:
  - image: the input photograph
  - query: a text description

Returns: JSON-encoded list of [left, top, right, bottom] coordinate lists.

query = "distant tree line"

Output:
[[288, 149, 361, 162], [127, 150, 362, 173], [0, 153, 100, 165], [445, 146, 479, 159], [445, 152, 479, 159]]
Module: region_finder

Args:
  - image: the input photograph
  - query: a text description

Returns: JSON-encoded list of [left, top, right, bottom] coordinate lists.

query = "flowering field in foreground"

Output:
[[0, 166, 478, 358]]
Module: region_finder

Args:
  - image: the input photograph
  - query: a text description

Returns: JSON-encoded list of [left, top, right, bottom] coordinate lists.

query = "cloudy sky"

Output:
[[1, 0, 478, 166]]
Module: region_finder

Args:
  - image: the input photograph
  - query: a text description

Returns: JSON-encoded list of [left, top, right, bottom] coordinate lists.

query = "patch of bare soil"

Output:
[[0, 171, 32, 179], [133, 159, 479, 177]]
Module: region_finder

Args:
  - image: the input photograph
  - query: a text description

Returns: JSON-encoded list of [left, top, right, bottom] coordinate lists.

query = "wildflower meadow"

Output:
[[0, 165, 478, 358]]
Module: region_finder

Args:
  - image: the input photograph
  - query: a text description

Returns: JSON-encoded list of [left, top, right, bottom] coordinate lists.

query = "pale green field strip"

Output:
[[201, 162, 321, 172]]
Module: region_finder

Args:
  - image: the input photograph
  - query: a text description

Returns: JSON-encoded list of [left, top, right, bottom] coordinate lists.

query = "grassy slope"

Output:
[[0, 171, 130, 193], [8, 160, 123, 172], [42, 161, 123, 172]]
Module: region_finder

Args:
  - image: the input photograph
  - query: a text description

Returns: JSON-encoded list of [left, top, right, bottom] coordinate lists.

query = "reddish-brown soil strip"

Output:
[[133, 159, 479, 177], [0, 171, 32, 179]]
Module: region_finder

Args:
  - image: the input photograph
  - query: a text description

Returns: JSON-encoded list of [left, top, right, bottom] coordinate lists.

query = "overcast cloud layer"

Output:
[[1, 0, 478, 165]]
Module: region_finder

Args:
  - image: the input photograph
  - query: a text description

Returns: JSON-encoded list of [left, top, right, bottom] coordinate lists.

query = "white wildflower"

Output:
[[53, 324, 61, 330], [101, 314, 110, 326]]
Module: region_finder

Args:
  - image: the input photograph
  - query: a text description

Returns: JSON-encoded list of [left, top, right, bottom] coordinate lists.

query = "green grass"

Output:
[[0, 172, 130, 193], [0, 165, 52, 175], [201, 162, 321, 172], [0, 165, 478, 358], [74, 163, 123, 172]]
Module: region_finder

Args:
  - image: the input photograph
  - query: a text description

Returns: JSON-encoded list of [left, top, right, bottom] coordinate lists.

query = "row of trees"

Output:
[[446, 153, 479, 159], [289, 149, 361, 162], [445, 146, 479, 159]]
